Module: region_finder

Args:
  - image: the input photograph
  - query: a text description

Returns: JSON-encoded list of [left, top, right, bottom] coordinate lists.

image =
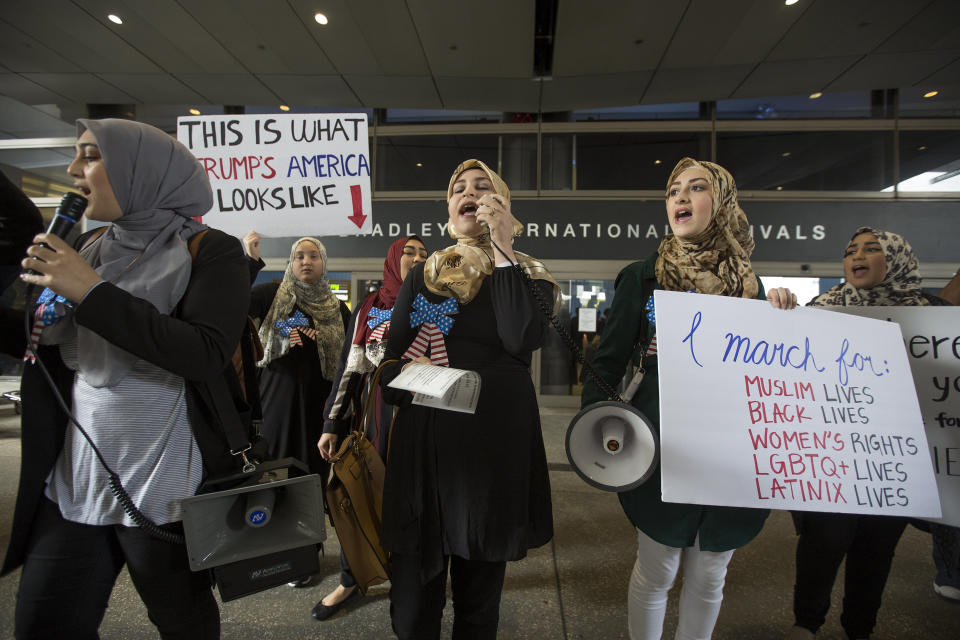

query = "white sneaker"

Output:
[[934, 581, 960, 602], [785, 626, 815, 640]]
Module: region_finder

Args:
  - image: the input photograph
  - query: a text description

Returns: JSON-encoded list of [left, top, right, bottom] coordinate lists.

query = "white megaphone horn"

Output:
[[566, 367, 659, 492]]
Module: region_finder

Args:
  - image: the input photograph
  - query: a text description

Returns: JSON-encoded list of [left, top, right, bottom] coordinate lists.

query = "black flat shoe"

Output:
[[311, 588, 360, 621]]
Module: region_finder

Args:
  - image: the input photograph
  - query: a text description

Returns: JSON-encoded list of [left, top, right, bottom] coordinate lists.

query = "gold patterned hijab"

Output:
[[423, 159, 559, 311], [655, 157, 759, 299]]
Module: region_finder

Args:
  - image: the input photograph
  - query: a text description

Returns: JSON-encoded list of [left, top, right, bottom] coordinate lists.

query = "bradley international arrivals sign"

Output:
[[293, 199, 958, 264]]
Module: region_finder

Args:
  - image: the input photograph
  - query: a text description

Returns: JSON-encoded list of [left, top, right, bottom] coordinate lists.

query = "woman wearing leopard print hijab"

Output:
[[583, 157, 796, 640], [787, 227, 929, 640]]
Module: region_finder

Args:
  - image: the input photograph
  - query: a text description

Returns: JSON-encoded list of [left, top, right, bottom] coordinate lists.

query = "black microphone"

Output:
[[26, 192, 87, 275], [46, 192, 87, 238]]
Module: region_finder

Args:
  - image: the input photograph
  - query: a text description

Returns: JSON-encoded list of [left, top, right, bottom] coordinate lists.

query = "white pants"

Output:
[[628, 528, 735, 640]]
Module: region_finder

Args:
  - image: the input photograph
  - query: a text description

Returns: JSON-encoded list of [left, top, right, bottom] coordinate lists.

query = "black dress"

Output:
[[249, 281, 350, 473], [380, 263, 553, 581]]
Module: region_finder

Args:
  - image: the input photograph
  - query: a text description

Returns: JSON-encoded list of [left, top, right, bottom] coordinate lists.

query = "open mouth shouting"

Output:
[[459, 201, 479, 218], [674, 207, 692, 224]]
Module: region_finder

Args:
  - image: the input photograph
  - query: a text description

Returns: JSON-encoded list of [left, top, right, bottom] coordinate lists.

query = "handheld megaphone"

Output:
[[565, 401, 659, 492], [180, 458, 326, 600]]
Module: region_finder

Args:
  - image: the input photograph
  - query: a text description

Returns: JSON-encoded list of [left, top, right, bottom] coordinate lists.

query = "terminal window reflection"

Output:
[[375, 135, 498, 190], [540, 279, 615, 397], [895, 130, 960, 192], [718, 131, 894, 190]]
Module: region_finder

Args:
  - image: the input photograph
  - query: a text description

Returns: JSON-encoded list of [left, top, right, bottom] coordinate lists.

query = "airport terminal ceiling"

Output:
[[0, 0, 958, 276]]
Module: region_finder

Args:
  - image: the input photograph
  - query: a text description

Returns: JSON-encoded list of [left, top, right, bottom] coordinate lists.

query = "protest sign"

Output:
[[654, 290, 941, 518], [836, 307, 960, 526], [176, 114, 372, 237]]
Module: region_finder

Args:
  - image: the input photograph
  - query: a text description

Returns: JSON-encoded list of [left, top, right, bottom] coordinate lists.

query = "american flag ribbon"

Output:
[[368, 321, 389, 344], [366, 306, 392, 329], [402, 322, 449, 367], [24, 288, 74, 363], [645, 335, 658, 357], [288, 326, 318, 348], [409, 294, 458, 335], [275, 310, 310, 337]]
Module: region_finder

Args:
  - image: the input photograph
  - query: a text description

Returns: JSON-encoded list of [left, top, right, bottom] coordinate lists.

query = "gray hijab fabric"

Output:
[[41, 118, 211, 387]]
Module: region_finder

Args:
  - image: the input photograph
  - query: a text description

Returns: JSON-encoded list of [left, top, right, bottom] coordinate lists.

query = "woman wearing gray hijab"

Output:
[[7, 118, 251, 638]]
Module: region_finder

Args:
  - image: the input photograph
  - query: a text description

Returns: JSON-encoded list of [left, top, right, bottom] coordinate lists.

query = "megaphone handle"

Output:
[[622, 367, 645, 403]]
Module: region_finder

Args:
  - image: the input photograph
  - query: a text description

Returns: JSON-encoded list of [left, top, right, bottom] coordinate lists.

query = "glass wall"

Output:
[[575, 132, 709, 190], [717, 131, 894, 191], [897, 130, 960, 192], [375, 134, 498, 190], [717, 92, 875, 119]]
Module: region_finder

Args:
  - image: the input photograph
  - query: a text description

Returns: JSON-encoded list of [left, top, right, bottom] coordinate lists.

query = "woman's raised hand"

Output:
[[766, 287, 798, 310], [21, 233, 103, 302], [476, 194, 517, 263], [243, 230, 261, 261]]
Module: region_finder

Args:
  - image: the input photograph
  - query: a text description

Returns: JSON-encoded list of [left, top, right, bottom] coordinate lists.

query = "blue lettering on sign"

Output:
[[286, 154, 371, 178], [835, 338, 888, 386], [722, 332, 826, 374], [682, 311, 704, 367], [248, 510, 267, 525]]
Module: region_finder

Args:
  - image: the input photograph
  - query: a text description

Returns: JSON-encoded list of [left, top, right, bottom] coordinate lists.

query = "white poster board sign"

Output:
[[655, 290, 941, 518], [835, 307, 960, 526], [176, 113, 372, 237], [578, 308, 597, 333]]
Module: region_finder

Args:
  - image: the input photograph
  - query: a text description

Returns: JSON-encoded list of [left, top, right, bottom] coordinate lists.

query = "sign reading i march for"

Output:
[[176, 114, 372, 237], [654, 291, 942, 519]]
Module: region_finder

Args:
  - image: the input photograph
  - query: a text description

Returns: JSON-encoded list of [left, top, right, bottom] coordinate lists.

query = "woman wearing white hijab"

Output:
[[8, 118, 251, 638]]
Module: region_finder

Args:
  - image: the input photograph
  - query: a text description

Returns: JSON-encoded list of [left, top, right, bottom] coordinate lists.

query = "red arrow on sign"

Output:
[[348, 185, 367, 228]]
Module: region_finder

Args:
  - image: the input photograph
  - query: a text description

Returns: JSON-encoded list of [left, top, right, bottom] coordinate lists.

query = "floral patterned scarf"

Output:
[[811, 227, 929, 307]]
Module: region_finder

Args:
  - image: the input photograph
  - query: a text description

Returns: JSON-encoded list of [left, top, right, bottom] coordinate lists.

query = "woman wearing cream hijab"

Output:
[[378, 160, 559, 639]]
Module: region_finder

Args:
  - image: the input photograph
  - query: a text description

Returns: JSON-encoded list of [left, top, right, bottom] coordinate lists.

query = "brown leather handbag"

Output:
[[325, 360, 394, 594]]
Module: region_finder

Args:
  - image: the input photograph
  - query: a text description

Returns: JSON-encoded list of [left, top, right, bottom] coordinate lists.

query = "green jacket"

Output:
[[581, 252, 769, 552]]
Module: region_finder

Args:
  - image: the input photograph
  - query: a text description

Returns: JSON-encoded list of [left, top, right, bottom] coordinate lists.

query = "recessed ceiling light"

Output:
[[314, 12, 328, 25], [776, 186, 783, 191], [785, 0, 799, 5], [189, 108, 201, 115], [279, 105, 290, 111], [108, 14, 122, 25], [782, 151, 791, 157], [416, 163, 423, 167], [654, 159, 661, 165], [809, 92, 822, 99], [923, 90, 939, 98], [917, 145, 927, 151]]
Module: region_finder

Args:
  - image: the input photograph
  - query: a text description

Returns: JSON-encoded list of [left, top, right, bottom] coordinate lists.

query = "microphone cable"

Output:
[[23, 285, 185, 545], [486, 235, 626, 403]]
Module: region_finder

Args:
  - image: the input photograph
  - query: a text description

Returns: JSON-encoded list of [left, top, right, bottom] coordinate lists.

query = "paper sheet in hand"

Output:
[[388, 363, 481, 414]]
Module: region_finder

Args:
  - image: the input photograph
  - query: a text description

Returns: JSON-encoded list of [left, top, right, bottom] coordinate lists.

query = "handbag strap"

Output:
[[362, 359, 397, 449], [330, 359, 397, 464]]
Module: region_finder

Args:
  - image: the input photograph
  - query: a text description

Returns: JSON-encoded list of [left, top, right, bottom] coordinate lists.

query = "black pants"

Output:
[[390, 552, 507, 640], [340, 548, 357, 588], [793, 512, 906, 639], [15, 498, 219, 640]]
